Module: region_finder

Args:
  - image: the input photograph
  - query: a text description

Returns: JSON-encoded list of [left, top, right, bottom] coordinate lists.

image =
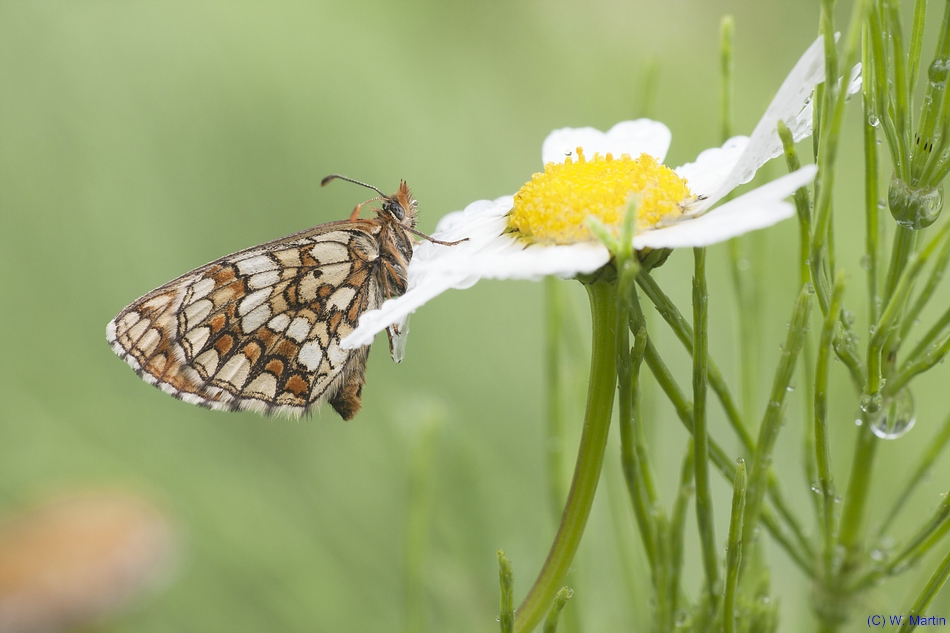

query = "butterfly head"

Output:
[[321, 174, 418, 229], [380, 180, 418, 226]]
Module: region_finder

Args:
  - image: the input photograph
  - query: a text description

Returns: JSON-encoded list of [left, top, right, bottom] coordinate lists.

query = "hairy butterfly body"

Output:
[[106, 177, 461, 420]]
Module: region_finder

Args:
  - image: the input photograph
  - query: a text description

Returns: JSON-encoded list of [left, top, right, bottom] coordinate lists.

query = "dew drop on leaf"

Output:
[[869, 388, 916, 440]]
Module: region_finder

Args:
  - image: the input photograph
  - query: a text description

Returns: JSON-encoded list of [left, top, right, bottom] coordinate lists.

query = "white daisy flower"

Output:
[[343, 36, 832, 355]]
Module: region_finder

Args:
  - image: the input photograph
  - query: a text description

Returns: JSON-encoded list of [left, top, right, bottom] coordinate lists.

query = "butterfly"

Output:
[[106, 176, 464, 420]]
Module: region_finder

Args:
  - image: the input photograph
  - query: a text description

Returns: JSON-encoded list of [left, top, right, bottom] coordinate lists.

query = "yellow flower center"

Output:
[[506, 148, 694, 245]]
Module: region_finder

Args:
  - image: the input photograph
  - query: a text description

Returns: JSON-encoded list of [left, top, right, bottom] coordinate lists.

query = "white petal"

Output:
[[541, 119, 672, 165], [433, 198, 509, 234], [634, 165, 817, 249], [691, 36, 826, 213], [674, 135, 749, 198], [341, 273, 474, 349], [848, 62, 863, 94], [417, 238, 610, 280]]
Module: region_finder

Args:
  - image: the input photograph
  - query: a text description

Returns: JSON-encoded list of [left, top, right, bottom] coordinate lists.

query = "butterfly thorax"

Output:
[[372, 181, 418, 298]]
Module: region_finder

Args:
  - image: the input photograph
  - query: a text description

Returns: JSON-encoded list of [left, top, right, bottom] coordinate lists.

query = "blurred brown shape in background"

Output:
[[0, 492, 176, 633]]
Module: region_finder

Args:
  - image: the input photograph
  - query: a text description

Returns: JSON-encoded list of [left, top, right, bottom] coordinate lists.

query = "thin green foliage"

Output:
[[513, 2, 950, 631], [498, 551, 515, 633], [723, 460, 747, 633]]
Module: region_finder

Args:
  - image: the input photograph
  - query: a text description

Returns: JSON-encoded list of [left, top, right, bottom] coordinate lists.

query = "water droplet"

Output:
[[869, 388, 917, 440], [868, 114, 880, 127], [888, 176, 943, 229], [861, 392, 882, 413], [859, 254, 872, 270], [737, 258, 750, 271], [928, 57, 950, 86], [842, 310, 856, 326]]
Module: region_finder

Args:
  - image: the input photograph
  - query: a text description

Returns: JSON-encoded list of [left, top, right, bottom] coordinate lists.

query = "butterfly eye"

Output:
[[386, 201, 405, 220], [379, 199, 403, 220]]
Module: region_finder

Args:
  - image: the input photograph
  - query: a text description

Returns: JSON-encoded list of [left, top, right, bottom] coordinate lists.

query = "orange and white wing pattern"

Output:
[[107, 220, 404, 419]]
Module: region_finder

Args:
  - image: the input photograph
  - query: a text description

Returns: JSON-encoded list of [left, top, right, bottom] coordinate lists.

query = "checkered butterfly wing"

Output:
[[107, 218, 413, 419]]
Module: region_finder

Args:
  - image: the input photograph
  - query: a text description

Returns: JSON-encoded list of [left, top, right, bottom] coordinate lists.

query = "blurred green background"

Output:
[[3, 1, 950, 631]]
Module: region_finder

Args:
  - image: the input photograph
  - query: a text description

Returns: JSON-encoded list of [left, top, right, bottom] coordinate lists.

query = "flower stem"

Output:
[[897, 547, 950, 633], [634, 301, 815, 578], [777, 120, 813, 289], [514, 278, 617, 633], [636, 272, 813, 559], [906, 0, 928, 105], [900, 229, 950, 341], [669, 440, 695, 614], [851, 493, 950, 593], [877, 411, 950, 538], [861, 27, 883, 327], [544, 277, 568, 522], [499, 550, 515, 633], [636, 272, 752, 449], [836, 415, 879, 574], [812, 0, 872, 310], [740, 286, 812, 571], [693, 246, 719, 599], [618, 313, 659, 571], [883, 226, 917, 304], [723, 459, 747, 633], [815, 272, 846, 580], [543, 588, 574, 633]]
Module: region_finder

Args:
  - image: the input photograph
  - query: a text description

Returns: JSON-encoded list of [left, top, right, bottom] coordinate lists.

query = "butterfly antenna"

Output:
[[321, 174, 388, 198], [404, 225, 469, 247]]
